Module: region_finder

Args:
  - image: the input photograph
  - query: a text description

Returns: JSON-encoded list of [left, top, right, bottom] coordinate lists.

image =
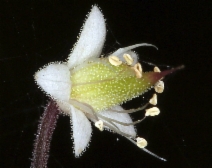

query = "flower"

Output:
[[34, 5, 183, 159]]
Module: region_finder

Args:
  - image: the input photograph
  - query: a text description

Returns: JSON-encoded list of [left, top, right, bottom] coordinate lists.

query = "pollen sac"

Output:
[[136, 137, 147, 148], [154, 81, 164, 93], [108, 56, 122, 66], [149, 94, 157, 105], [154, 66, 161, 72], [134, 63, 142, 73], [133, 63, 142, 78], [123, 53, 133, 65], [145, 107, 160, 116], [95, 120, 104, 131]]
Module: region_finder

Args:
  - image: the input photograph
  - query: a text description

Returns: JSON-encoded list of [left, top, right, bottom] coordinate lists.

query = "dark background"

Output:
[[1, 1, 211, 168]]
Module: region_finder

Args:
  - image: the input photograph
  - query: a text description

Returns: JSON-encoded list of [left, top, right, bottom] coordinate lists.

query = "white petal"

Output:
[[116, 50, 139, 66], [67, 6, 106, 69], [99, 106, 136, 137], [70, 105, 92, 157], [34, 63, 71, 101], [111, 43, 157, 58]]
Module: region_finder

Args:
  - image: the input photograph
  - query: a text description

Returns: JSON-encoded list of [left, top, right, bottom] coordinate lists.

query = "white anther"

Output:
[[154, 66, 161, 72], [149, 94, 157, 105], [133, 63, 142, 78], [134, 63, 142, 73], [145, 107, 160, 116], [108, 56, 122, 66], [154, 81, 164, 93], [136, 137, 147, 148], [134, 68, 142, 78], [95, 120, 104, 131], [123, 53, 133, 65]]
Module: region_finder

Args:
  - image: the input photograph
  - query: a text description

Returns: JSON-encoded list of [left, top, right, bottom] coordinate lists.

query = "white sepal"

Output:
[[67, 6, 106, 69], [35, 63, 71, 101], [70, 105, 92, 157]]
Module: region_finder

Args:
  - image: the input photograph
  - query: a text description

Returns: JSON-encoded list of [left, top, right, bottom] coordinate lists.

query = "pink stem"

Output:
[[31, 100, 59, 168]]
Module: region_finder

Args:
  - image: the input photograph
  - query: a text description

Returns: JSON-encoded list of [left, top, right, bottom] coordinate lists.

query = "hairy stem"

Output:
[[31, 100, 59, 168]]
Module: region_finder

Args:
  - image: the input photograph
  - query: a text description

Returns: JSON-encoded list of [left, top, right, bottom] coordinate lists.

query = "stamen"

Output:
[[108, 55, 122, 66], [136, 137, 147, 148], [123, 53, 133, 65], [100, 117, 119, 130], [154, 81, 164, 93], [145, 107, 160, 116], [97, 113, 146, 126], [134, 63, 142, 73], [154, 66, 161, 72], [69, 100, 136, 135], [111, 103, 149, 113], [133, 63, 142, 78], [149, 94, 157, 105], [134, 69, 142, 78], [103, 122, 135, 138], [69, 99, 99, 121], [142, 148, 167, 161], [126, 137, 167, 161], [95, 120, 104, 131]]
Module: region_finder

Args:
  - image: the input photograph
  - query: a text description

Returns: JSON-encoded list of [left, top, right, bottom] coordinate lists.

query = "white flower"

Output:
[[34, 5, 171, 160]]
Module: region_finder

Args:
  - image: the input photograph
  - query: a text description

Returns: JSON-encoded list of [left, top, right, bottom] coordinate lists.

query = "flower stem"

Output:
[[31, 100, 59, 168]]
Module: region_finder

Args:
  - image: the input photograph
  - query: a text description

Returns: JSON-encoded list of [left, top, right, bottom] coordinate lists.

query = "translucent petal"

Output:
[[111, 43, 157, 59], [116, 50, 139, 66], [70, 105, 92, 157], [67, 6, 106, 69], [34, 63, 71, 101], [99, 106, 136, 137]]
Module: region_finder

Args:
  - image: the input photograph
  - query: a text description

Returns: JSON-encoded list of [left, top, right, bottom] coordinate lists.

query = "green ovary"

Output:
[[70, 58, 153, 112]]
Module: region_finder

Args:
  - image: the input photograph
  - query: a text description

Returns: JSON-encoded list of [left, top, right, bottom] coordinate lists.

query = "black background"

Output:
[[1, 1, 211, 168]]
